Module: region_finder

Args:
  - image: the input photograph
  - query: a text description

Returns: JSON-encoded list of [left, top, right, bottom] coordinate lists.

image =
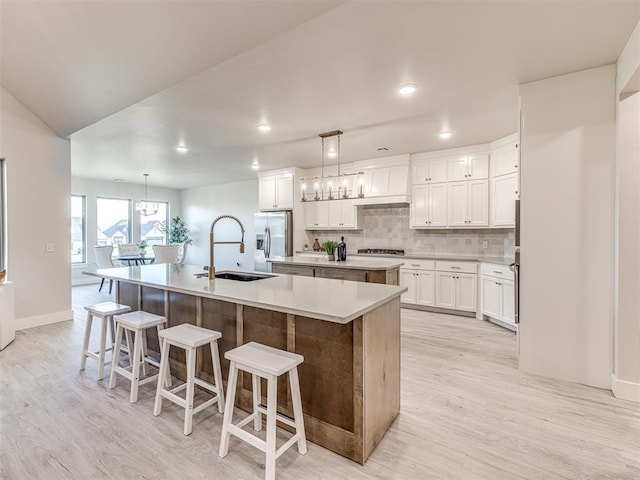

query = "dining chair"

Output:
[[152, 244, 180, 264], [94, 245, 115, 294], [118, 243, 140, 257], [176, 242, 189, 265]]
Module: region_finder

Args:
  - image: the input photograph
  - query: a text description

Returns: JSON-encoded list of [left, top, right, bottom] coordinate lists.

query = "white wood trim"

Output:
[[611, 374, 640, 402], [16, 309, 73, 331]]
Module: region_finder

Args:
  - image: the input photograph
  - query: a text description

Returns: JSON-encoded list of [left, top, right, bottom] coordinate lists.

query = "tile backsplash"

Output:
[[305, 206, 515, 258]]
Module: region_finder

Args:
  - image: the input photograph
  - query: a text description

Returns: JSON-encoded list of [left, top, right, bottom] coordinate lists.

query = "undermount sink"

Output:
[[194, 271, 273, 281], [215, 272, 272, 282]]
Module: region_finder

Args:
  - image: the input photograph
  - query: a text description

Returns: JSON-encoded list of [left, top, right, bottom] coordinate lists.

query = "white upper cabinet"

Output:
[[412, 156, 448, 185], [306, 199, 359, 230], [352, 154, 410, 204], [411, 184, 447, 228], [448, 153, 489, 181], [258, 171, 294, 211], [490, 133, 519, 177], [305, 201, 329, 229], [448, 179, 489, 227], [492, 172, 518, 227]]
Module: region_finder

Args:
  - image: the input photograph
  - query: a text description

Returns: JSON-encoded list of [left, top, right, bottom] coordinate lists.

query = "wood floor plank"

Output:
[[0, 285, 638, 479]]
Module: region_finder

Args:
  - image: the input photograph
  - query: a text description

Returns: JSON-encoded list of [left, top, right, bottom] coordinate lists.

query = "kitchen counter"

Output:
[[87, 264, 404, 324], [269, 255, 404, 270], [296, 251, 514, 266], [86, 263, 404, 464], [269, 256, 402, 285]]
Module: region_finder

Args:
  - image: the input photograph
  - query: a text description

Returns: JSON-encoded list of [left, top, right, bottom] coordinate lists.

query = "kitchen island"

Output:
[[86, 264, 405, 464], [269, 255, 403, 285]]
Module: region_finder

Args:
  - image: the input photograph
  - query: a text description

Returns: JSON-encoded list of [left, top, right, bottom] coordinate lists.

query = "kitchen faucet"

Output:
[[208, 214, 245, 279]]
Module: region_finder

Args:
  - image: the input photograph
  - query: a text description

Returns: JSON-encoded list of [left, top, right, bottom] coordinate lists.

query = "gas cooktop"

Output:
[[356, 248, 405, 256]]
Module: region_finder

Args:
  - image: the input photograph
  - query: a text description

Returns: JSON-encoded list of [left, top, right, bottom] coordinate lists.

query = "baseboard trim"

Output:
[[611, 374, 640, 402], [16, 309, 73, 331], [400, 303, 475, 318]]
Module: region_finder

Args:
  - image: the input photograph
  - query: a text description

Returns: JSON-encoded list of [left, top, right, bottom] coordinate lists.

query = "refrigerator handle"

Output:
[[265, 226, 271, 258], [510, 262, 519, 324]]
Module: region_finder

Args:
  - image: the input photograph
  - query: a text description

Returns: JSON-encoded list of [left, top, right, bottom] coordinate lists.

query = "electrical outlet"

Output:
[[46, 242, 54, 253], [482, 241, 488, 249]]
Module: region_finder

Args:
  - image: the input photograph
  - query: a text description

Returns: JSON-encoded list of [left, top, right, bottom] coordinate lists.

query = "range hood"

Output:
[[351, 154, 411, 206]]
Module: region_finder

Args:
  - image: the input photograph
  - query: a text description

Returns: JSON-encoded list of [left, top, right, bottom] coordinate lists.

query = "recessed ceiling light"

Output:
[[257, 123, 271, 132], [439, 131, 452, 139], [251, 159, 260, 170], [398, 83, 418, 96], [176, 145, 188, 153], [327, 151, 337, 158]]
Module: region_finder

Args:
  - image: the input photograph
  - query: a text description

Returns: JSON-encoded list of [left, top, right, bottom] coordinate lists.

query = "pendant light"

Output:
[[135, 173, 159, 216], [300, 130, 364, 202]]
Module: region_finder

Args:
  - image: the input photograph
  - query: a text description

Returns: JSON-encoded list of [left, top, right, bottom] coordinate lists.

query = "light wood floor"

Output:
[[1, 285, 638, 479]]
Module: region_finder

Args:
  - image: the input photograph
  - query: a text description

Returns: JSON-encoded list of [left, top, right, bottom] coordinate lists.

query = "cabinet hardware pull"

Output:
[[411, 264, 420, 267], [451, 266, 461, 269], [492, 270, 502, 274]]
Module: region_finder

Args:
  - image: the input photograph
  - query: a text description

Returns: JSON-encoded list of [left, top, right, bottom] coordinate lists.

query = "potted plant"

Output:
[[137, 239, 148, 255], [322, 240, 338, 261], [163, 216, 193, 245]]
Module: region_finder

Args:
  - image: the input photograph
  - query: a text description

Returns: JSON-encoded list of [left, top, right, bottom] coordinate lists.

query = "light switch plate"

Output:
[[482, 241, 488, 249], [46, 243, 54, 253]]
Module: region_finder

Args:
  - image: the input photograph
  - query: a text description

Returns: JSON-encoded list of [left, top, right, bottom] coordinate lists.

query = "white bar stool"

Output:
[[80, 302, 131, 380], [219, 342, 307, 480], [153, 323, 225, 435], [108, 310, 168, 403]]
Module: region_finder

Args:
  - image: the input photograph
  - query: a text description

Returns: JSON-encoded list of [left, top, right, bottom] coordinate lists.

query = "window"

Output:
[[97, 197, 131, 256], [140, 202, 168, 255], [71, 195, 86, 264]]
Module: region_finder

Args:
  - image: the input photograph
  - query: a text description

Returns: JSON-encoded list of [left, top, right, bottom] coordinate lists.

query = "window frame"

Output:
[[71, 194, 87, 264], [96, 196, 132, 256]]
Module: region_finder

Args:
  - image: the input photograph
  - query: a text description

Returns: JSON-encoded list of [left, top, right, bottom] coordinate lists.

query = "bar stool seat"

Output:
[[80, 302, 131, 380], [108, 310, 168, 403], [153, 323, 225, 435], [219, 342, 307, 480]]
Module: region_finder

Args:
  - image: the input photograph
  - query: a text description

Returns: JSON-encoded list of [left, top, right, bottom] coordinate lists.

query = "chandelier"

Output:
[[135, 173, 159, 216], [300, 130, 365, 202]]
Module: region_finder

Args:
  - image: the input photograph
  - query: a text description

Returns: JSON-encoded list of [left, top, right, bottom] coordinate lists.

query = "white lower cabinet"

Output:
[[401, 260, 476, 313], [480, 262, 516, 330]]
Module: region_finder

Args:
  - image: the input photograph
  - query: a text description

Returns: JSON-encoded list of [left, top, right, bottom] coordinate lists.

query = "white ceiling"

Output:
[[2, 1, 639, 190]]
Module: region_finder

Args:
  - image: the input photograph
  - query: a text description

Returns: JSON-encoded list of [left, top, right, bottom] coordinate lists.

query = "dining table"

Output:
[[115, 255, 154, 266]]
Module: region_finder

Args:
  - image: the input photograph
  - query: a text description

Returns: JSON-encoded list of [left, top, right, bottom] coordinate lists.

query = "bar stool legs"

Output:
[[219, 342, 306, 480]]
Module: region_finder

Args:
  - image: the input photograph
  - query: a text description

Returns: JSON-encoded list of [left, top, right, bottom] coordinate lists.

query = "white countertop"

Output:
[[86, 264, 406, 324], [296, 251, 514, 266], [268, 255, 404, 270]]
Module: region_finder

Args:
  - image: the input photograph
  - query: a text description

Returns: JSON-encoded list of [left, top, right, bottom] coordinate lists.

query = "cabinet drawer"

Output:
[[480, 262, 513, 281], [402, 259, 435, 270], [314, 267, 368, 282], [435, 261, 477, 274], [271, 264, 314, 277]]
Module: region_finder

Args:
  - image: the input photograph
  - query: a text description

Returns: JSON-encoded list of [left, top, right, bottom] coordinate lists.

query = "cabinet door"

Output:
[[448, 156, 469, 181], [410, 185, 429, 226], [468, 153, 489, 179], [340, 199, 357, 229], [482, 276, 502, 319], [455, 273, 477, 312], [428, 158, 448, 183], [416, 270, 435, 306], [435, 272, 456, 309], [327, 200, 342, 228], [400, 269, 416, 303], [491, 143, 519, 177], [275, 174, 294, 209], [305, 201, 328, 229], [467, 179, 489, 226], [412, 162, 430, 185], [258, 176, 277, 211], [501, 280, 515, 325], [447, 181, 468, 226], [429, 183, 448, 227], [492, 173, 518, 227]]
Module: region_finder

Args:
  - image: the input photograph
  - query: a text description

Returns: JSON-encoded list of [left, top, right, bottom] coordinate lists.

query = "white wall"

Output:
[[519, 65, 616, 389], [181, 179, 258, 271], [0, 87, 72, 329], [71, 176, 182, 285], [612, 19, 640, 402]]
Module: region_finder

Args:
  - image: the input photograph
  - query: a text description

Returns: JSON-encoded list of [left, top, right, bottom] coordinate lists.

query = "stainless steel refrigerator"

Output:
[[254, 211, 293, 272]]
